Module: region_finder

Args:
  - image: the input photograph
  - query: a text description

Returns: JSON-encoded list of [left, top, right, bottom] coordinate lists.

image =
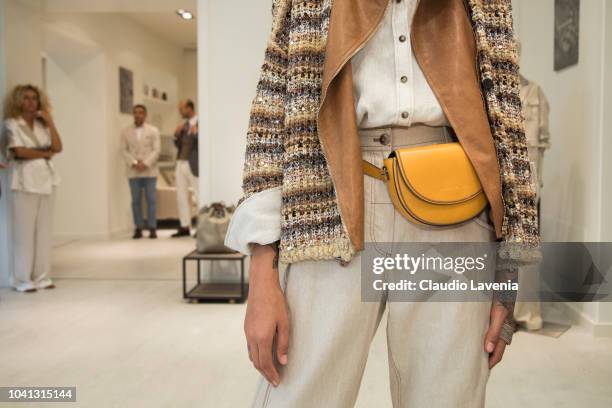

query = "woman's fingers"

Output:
[[276, 316, 290, 366], [485, 302, 507, 354], [257, 338, 280, 387], [485, 302, 508, 369], [488, 339, 506, 369]]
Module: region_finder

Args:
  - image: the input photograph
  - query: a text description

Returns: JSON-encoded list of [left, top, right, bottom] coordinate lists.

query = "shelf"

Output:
[[185, 283, 249, 303]]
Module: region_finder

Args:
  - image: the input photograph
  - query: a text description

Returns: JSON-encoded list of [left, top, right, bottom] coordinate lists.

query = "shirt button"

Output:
[[399, 35, 406, 42], [401, 112, 409, 119], [400, 76, 408, 83], [378, 133, 390, 145]]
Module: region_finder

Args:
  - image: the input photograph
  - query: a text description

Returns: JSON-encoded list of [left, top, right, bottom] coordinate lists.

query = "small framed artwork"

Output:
[[554, 0, 580, 71], [143, 84, 150, 97], [119, 67, 134, 113]]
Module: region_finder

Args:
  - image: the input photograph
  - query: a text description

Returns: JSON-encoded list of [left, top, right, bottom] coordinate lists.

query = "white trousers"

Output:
[[253, 127, 496, 408], [175, 160, 199, 227], [12, 190, 54, 287]]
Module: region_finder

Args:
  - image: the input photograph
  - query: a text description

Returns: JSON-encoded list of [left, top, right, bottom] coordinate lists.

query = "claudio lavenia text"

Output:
[[372, 279, 519, 292]]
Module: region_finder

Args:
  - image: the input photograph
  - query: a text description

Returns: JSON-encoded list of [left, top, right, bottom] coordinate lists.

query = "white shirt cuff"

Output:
[[224, 186, 282, 255]]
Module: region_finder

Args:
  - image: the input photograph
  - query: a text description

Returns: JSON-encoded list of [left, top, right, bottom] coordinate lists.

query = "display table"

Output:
[[182, 250, 247, 303]]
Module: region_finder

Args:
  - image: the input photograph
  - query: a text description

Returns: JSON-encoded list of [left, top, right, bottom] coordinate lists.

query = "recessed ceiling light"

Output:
[[176, 9, 194, 20]]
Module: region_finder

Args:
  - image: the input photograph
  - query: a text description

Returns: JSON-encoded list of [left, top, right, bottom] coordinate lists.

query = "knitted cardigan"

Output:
[[239, 0, 541, 265]]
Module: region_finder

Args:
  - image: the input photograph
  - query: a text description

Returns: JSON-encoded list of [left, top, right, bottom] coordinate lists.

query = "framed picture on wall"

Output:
[[554, 0, 580, 71], [119, 67, 134, 113]]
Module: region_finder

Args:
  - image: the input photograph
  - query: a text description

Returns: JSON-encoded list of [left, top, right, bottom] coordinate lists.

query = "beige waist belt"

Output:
[[358, 125, 454, 149]]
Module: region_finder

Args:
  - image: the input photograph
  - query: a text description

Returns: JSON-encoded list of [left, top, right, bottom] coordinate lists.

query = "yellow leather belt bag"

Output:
[[362, 142, 488, 226]]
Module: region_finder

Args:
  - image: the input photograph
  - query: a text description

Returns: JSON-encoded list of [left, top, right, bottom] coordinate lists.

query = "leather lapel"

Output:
[[411, 0, 505, 238], [321, 0, 389, 103], [318, 0, 389, 251]]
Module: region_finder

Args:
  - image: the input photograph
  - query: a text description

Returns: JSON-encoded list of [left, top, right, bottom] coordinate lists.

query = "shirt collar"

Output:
[[188, 115, 198, 126], [16, 115, 43, 130]]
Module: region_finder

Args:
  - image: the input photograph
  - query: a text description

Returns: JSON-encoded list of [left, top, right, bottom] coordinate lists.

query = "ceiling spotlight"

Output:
[[176, 9, 194, 20]]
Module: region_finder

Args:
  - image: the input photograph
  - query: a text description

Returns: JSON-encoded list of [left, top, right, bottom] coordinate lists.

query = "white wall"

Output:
[[515, 0, 604, 242], [197, 0, 271, 208], [513, 0, 611, 335], [181, 49, 198, 107], [597, 0, 612, 332], [44, 33, 110, 238], [3, 0, 44, 89], [602, 0, 612, 241]]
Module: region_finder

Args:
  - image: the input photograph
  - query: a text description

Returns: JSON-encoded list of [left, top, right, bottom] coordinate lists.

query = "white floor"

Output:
[[1, 232, 611, 408]]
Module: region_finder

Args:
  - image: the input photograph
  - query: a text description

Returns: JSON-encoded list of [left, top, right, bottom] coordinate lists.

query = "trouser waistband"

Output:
[[358, 125, 454, 149]]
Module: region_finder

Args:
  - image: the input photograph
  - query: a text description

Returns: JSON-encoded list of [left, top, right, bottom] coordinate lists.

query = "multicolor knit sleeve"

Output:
[[466, 0, 543, 342], [225, 0, 291, 255], [238, 0, 291, 206], [466, 0, 541, 264]]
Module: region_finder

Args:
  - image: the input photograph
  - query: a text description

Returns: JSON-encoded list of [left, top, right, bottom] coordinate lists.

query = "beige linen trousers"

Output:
[[252, 126, 497, 408]]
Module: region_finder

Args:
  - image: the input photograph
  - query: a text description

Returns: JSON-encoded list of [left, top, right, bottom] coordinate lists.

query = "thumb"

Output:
[[276, 318, 290, 366], [485, 303, 507, 353]]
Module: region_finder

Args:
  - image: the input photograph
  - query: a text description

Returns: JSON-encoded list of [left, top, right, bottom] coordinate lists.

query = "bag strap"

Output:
[[362, 159, 387, 181]]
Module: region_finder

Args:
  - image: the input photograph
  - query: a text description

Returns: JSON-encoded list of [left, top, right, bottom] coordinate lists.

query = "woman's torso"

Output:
[[4, 117, 60, 195]]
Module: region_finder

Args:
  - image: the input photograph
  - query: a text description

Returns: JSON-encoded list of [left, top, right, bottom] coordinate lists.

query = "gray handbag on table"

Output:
[[196, 202, 236, 253]]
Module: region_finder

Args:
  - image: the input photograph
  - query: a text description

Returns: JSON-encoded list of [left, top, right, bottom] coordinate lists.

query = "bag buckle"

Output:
[[381, 165, 389, 181]]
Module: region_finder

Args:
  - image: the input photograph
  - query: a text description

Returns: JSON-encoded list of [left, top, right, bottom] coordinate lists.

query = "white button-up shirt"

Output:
[[351, 0, 449, 129], [3, 117, 61, 195], [225, 0, 448, 254]]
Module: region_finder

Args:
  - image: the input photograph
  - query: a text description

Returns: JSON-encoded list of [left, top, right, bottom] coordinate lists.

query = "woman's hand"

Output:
[[244, 242, 289, 387], [484, 301, 509, 369], [36, 110, 63, 153], [36, 110, 54, 126]]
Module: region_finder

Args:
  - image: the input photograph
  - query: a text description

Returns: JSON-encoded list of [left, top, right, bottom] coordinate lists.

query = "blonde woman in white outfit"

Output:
[[2, 84, 62, 293]]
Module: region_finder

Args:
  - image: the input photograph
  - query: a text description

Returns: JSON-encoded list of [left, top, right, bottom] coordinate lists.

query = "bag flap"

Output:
[[393, 143, 482, 204]]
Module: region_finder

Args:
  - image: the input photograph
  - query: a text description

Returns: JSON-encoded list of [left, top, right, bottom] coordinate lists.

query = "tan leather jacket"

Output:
[[321, 0, 504, 252]]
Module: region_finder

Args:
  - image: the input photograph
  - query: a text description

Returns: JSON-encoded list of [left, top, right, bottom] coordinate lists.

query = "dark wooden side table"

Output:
[[182, 250, 247, 303]]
